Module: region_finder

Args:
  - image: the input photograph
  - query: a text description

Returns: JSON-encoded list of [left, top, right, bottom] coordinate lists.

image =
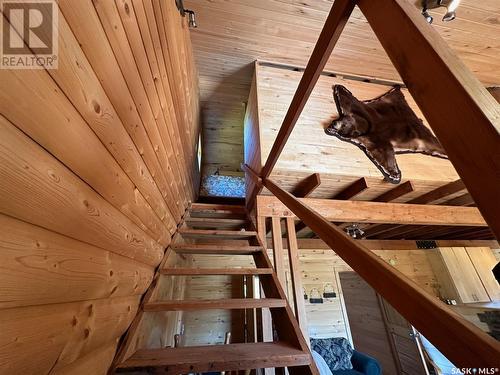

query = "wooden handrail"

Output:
[[242, 164, 500, 368], [259, 0, 356, 180], [357, 0, 500, 239]]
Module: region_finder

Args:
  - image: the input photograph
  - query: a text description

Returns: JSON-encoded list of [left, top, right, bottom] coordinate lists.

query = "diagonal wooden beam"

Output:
[[260, 0, 356, 180], [254, 174, 500, 368], [358, 0, 500, 239], [291, 173, 321, 198]]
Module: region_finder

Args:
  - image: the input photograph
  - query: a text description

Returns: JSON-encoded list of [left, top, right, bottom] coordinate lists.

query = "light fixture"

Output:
[[345, 223, 364, 239], [175, 0, 197, 28]]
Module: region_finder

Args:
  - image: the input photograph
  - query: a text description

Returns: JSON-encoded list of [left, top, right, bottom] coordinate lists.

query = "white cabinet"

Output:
[[429, 247, 499, 303]]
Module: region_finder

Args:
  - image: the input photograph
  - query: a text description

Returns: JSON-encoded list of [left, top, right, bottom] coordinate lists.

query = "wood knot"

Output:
[[92, 100, 101, 114]]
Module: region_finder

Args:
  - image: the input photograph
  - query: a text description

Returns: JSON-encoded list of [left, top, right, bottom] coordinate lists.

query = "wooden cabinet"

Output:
[[466, 247, 500, 301], [429, 247, 500, 303]]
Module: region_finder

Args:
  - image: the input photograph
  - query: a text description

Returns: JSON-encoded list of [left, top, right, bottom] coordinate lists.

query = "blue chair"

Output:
[[333, 350, 381, 375]]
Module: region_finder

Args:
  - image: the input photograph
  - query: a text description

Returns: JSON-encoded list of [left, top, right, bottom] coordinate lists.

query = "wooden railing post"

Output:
[[243, 164, 500, 369], [357, 0, 500, 239]]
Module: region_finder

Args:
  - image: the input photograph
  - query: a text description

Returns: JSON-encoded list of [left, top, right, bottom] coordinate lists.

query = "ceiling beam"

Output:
[[257, 195, 487, 226], [330, 177, 368, 200], [291, 173, 321, 198], [364, 179, 466, 238], [372, 181, 414, 202], [443, 193, 475, 207], [297, 176, 368, 236], [408, 179, 466, 205], [267, 238, 500, 250], [360, 181, 415, 234], [358, 0, 500, 239]]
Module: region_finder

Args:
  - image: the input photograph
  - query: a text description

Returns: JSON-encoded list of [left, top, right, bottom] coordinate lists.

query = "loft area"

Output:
[[200, 174, 246, 198], [0, 0, 499, 374]]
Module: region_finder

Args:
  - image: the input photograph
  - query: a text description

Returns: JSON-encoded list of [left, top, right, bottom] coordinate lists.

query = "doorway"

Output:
[[339, 271, 427, 375]]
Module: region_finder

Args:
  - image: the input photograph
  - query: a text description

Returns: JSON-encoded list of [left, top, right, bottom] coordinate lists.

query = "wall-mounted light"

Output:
[[175, 0, 197, 28]]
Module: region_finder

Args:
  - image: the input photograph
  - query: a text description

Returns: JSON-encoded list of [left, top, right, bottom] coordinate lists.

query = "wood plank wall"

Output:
[[243, 63, 262, 202], [0, 1, 199, 373], [248, 63, 464, 200]]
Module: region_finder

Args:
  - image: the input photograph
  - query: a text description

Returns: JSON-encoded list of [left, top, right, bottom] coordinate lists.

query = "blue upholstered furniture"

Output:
[[332, 350, 381, 375], [310, 337, 381, 375]]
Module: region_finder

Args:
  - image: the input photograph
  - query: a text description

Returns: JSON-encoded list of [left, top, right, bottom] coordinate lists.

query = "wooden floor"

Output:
[[184, 0, 500, 176]]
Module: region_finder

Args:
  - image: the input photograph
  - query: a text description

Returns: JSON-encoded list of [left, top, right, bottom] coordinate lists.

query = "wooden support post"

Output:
[[258, 176, 500, 368], [285, 218, 309, 344], [358, 0, 500, 239], [291, 173, 321, 198], [256, 215, 274, 349], [271, 217, 286, 286], [260, 0, 357, 180]]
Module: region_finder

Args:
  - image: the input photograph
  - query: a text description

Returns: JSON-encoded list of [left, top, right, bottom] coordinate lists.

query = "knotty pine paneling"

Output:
[[185, 0, 500, 176], [255, 63, 463, 200], [302, 247, 438, 341], [0, 1, 199, 373]]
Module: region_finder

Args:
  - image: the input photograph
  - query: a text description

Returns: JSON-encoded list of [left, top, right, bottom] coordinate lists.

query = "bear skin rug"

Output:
[[325, 85, 448, 184]]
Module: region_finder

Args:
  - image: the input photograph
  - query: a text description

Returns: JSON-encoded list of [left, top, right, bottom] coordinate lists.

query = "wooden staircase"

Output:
[[112, 203, 318, 374]]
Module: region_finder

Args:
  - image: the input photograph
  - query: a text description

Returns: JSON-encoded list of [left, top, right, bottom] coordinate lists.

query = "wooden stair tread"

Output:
[[191, 203, 246, 213], [160, 267, 273, 275], [171, 244, 262, 255], [186, 217, 249, 229], [116, 341, 311, 372], [189, 203, 247, 219], [179, 228, 258, 239], [143, 298, 286, 311]]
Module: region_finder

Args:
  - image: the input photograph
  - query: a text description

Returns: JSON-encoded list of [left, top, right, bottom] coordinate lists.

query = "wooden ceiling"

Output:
[[184, 0, 500, 177]]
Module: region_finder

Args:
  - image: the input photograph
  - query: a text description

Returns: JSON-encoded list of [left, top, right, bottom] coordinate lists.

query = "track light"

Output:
[[175, 0, 198, 28]]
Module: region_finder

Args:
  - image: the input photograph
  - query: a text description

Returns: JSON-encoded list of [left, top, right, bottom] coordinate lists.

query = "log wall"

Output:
[[0, 0, 200, 373]]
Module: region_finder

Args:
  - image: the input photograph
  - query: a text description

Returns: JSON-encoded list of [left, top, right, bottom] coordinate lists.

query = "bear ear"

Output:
[[333, 85, 358, 115]]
